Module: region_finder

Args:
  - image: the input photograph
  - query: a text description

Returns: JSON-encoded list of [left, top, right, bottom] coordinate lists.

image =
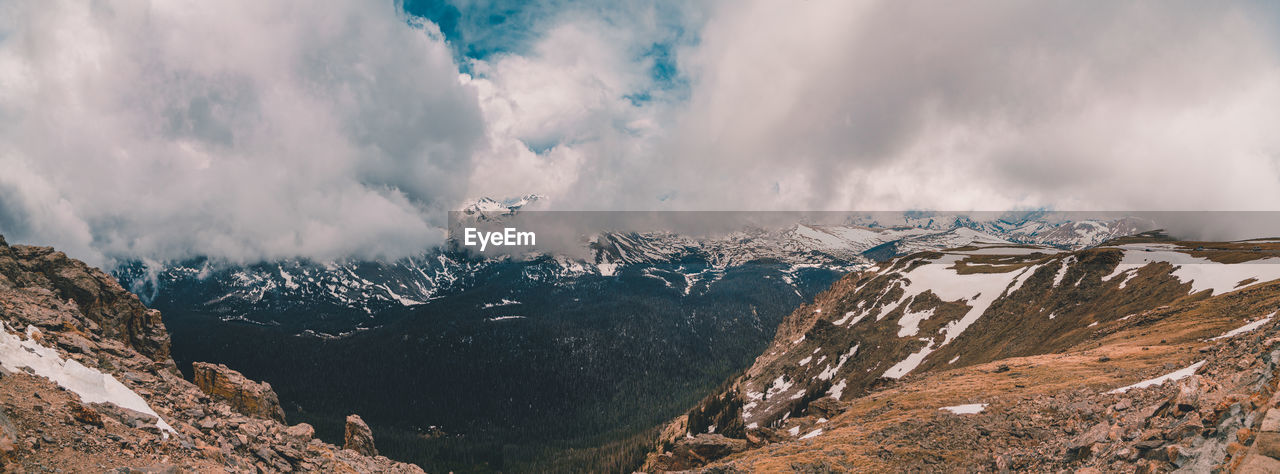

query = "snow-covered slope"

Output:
[[668, 232, 1280, 442]]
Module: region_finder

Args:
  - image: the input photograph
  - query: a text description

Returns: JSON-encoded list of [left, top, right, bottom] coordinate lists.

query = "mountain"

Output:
[[460, 194, 546, 222], [643, 232, 1280, 472], [99, 207, 1151, 471], [0, 235, 420, 472], [111, 207, 1149, 328]]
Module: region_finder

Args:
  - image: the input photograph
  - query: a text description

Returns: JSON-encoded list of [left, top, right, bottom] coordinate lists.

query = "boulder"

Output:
[[67, 401, 103, 427], [1261, 409, 1280, 433], [1239, 452, 1280, 473], [672, 434, 749, 464], [1255, 431, 1280, 460], [190, 362, 286, 423], [344, 414, 378, 457], [284, 423, 315, 443]]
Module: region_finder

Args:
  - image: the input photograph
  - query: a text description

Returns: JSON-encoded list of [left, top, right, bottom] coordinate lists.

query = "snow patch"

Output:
[[827, 379, 848, 400], [940, 403, 987, 414], [1209, 313, 1275, 341], [1108, 361, 1205, 394], [596, 263, 619, 276], [0, 324, 176, 438], [896, 306, 936, 337]]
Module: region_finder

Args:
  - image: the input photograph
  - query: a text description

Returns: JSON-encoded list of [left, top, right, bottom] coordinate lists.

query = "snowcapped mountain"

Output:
[[111, 202, 1152, 326], [459, 194, 545, 222]]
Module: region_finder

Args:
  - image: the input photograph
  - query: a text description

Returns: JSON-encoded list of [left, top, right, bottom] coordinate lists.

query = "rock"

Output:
[[284, 423, 315, 443], [1112, 398, 1132, 411], [190, 362, 285, 423], [1240, 452, 1280, 473], [805, 398, 845, 419], [1261, 409, 1280, 432], [0, 243, 172, 362], [668, 434, 749, 466], [254, 446, 292, 472], [68, 401, 104, 427], [0, 409, 18, 459], [1164, 412, 1202, 440], [1255, 431, 1280, 460], [1166, 376, 1201, 416], [344, 414, 378, 457], [1067, 422, 1110, 459]]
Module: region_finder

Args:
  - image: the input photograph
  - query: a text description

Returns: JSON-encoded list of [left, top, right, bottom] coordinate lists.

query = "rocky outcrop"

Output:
[[191, 362, 286, 423], [0, 239, 171, 363], [645, 434, 748, 471], [344, 414, 378, 457], [0, 235, 423, 472]]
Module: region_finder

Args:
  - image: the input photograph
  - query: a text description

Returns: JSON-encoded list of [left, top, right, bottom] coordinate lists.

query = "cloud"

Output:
[[0, 0, 484, 265], [3, 0, 1280, 265], [466, 1, 1280, 213]]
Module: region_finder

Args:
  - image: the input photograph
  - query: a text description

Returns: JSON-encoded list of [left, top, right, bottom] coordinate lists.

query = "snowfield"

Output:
[[0, 323, 176, 438]]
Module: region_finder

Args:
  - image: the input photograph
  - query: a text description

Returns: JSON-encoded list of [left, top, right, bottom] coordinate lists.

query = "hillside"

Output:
[[0, 235, 421, 472], [644, 232, 1280, 472]]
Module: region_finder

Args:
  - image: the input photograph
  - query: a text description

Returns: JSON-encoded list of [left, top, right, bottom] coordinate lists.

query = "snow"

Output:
[[1107, 361, 1206, 394], [940, 403, 987, 414], [1006, 263, 1043, 295], [948, 355, 960, 364], [818, 344, 858, 381], [1052, 256, 1076, 287], [1209, 313, 1275, 341], [485, 315, 526, 322], [766, 375, 795, 399], [596, 263, 619, 276], [880, 254, 1029, 379], [827, 379, 848, 400], [0, 324, 176, 438], [799, 428, 823, 439], [481, 299, 521, 309], [1102, 245, 1280, 296], [896, 307, 936, 338], [788, 426, 800, 436], [834, 310, 868, 327], [746, 422, 759, 429], [798, 356, 813, 366]]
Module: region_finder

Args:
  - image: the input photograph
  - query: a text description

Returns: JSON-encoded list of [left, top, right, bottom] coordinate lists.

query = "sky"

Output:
[[1, 0, 1279, 265]]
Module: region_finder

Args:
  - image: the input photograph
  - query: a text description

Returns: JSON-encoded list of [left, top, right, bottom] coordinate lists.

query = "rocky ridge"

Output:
[[644, 232, 1280, 472], [0, 235, 421, 472]]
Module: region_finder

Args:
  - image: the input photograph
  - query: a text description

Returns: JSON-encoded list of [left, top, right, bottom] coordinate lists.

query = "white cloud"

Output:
[[3, 0, 1280, 264], [0, 0, 483, 265], [646, 0, 1280, 211]]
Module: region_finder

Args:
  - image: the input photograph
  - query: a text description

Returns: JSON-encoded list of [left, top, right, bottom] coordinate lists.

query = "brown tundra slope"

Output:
[[644, 232, 1280, 472], [0, 235, 422, 473]]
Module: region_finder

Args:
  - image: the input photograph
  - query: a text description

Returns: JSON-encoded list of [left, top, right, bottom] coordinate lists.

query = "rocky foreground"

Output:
[[645, 234, 1280, 472], [0, 235, 422, 472]]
